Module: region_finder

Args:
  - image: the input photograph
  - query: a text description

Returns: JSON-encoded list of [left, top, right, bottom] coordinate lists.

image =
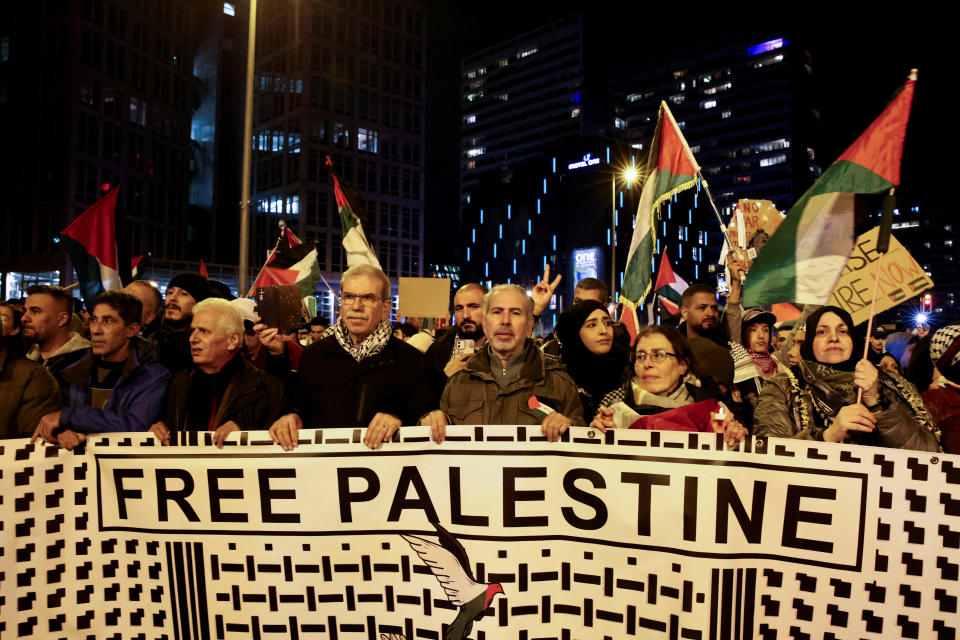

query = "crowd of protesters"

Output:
[[0, 254, 952, 455]]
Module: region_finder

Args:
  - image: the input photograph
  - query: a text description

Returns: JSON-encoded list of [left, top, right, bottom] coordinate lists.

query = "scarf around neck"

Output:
[[333, 317, 392, 362]]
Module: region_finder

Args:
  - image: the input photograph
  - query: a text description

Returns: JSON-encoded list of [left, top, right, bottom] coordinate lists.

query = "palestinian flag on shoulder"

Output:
[[59, 186, 122, 311], [252, 241, 321, 299], [743, 72, 916, 307], [653, 249, 688, 316], [621, 102, 699, 311]]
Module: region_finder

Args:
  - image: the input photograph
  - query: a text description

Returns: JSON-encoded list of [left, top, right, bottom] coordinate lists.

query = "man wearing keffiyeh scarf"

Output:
[[269, 265, 438, 451]]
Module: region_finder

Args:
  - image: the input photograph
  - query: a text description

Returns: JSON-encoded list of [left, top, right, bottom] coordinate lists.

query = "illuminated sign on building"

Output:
[[573, 247, 600, 282], [568, 153, 601, 171], [747, 37, 786, 56]]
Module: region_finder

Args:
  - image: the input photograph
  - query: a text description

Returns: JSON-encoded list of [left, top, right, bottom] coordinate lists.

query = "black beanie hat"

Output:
[[167, 271, 211, 303]]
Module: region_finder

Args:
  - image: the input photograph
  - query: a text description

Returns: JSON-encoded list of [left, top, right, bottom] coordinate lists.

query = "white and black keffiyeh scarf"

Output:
[[333, 318, 392, 362]]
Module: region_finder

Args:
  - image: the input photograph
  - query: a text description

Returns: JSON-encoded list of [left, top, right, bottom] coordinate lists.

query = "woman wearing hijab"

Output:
[[554, 300, 628, 420], [753, 306, 940, 451], [590, 325, 747, 445]]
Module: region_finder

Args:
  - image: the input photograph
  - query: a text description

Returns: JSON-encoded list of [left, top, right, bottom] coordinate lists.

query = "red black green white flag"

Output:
[[326, 157, 381, 269], [59, 186, 122, 311], [743, 73, 916, 307], [653, 249, 689, 316], [621, 102, 700, 310]]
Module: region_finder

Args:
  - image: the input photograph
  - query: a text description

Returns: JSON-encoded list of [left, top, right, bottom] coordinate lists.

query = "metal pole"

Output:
[[611, 174, 616, 301], [238, 0, 258, 295]]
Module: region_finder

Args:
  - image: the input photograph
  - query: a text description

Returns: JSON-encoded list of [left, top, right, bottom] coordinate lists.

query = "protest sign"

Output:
[[829, 226, 933, 325], [1, 428, 956, 639], [398, 277, 451, 318], [728, 199, 784, 255]]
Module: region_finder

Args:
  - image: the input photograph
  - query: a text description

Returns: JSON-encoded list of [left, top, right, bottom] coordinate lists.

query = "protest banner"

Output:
[[728, 199, 783, 257], [1, 427, 957, 639], [397, 277, 451, 319], [829, 226, 933, 325]]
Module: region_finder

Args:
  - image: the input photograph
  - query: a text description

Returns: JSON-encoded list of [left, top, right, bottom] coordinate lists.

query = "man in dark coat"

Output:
[[151, 271, 210, 373], [269, 265, 437, 450], [150, 297, 286, 447], [425, 282, 487, 380]]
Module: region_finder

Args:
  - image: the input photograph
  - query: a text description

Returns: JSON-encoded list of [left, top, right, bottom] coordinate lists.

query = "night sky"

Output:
[[423, 2, 948, 263]]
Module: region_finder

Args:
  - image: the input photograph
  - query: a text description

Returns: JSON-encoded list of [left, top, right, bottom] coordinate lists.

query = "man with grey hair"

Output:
[[150, 297, 286, 447], [269, 264, 437, 450], [421, 283, 584, 443]]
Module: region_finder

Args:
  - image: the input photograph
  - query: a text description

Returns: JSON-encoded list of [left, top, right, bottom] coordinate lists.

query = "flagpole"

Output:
[[857, 188, 896, 404], [245, 237, 282, 298], [698, 173, 747, 284]]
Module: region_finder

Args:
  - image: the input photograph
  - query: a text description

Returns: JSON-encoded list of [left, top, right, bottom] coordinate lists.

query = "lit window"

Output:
[[626, 93, 642, 102], [759, 154, 787, 167], [466, 146, 485, 158], [517, 47, 538, 58], [701, 99, 717, 110], [721, 110, 732, 119], [752, 54, 784, 69], [570, 107, 580, 118], [497, 58, 509, 68], [498, 92, 508, 102], [464, 113, 476, 124], [223, 2, 236, 16], [947, 240, 954, 247], [614, 117, 626, 129], [669, 94, 685, 105]]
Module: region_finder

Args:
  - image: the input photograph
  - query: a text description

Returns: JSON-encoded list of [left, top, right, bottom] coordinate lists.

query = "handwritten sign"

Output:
[[728, 199, 783, 252], [829, 226, 933, 325]]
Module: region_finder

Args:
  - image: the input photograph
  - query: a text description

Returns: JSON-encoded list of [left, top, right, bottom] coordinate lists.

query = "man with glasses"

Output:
[[268, 264, 437, 450]]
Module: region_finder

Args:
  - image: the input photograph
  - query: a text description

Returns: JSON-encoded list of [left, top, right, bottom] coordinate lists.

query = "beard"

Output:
[[456, 322, 484, 340]]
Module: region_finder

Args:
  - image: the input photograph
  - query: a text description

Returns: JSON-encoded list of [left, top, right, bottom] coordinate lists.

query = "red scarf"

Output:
[[749, 350, 779, 378]]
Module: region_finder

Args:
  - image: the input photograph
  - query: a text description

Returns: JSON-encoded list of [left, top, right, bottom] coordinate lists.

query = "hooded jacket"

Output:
[[441, 339, 585, 426], [58, 336, 171, 433], [0, 341, 62, 437]]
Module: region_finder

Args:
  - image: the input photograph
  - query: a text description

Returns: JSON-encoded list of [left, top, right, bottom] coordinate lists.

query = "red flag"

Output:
[[199, 259, 209, 279], [130, 254, 146, 278], [59, 186, 121, 311]]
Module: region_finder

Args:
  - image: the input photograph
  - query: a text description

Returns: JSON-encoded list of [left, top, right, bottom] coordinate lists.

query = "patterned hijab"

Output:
[[800, 306, 865, 372]]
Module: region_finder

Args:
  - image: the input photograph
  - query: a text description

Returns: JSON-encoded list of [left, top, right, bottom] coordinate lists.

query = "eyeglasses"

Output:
[[635, 350, 676, 364], [340, 293, 385, 306]]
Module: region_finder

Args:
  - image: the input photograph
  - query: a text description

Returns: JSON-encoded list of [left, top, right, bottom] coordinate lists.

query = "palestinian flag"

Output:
[[252, 241, 321, 299], [130, 254, 147, 279], [743, 73, 916, 307], [621, 102, 699, 311], [327, 157, 381, 269], [527, 396, 556, 421], [653, 249, 688, 316], [59, 186, 122, 311]]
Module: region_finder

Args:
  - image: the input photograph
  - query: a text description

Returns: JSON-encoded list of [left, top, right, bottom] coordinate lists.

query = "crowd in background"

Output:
[[1, 256, 955, 455]]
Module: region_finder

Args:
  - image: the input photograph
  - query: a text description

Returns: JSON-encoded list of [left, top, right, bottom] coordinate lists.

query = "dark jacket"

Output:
[[293, 335, 437, 428], [165, 357, 287, 430], [441, 340, 585, 426], [754, 360, 941, 452], [0, 341, 62, 438], [921, 386, 960, 454], [425, 327, 457, 373], [27, 331, 90, 390], [151, 317, 194, 374], [59, 336, 171, 433]]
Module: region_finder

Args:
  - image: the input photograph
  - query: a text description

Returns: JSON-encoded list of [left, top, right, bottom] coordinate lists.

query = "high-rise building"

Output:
[[623, 29, 821, 217], [458, 20, 821, 323], [0, 1, 201, 298], [250, 0, 426, 316]]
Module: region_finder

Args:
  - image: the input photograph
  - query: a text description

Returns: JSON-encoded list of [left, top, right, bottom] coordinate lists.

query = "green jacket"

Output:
[[0, 342, 62, 438], [753, 360, 941, 452], [440, 340, 585, 426]]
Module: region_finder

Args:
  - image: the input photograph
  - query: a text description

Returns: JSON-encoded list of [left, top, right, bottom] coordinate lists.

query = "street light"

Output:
[[612, 163, 639, 302]]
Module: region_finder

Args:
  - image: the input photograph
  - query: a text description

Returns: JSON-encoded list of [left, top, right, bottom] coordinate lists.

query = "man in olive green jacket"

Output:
[[0, 340, 62, 438], [420, 284, 584, 444]]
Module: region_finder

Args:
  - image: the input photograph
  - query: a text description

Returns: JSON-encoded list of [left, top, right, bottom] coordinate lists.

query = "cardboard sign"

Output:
[[727, 199, 784, 252], [397, 276, 451, 318], [829, 226, 933, 325]]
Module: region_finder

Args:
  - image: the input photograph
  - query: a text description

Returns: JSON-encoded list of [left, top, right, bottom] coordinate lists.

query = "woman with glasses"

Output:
[[590, 325, 746, 445], [554, 300, 629, 421], [753, 306, 940, 451]]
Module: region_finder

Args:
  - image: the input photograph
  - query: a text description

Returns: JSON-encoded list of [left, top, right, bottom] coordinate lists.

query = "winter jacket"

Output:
[[58, 337, 171, 433], [921, 386, 960, 454], [440, 340, 585, 426], [165, 356, 286, 431], [150, 317, 194, 374], [26, 331, 90, 388], [293, 334, 437, 428], [753, 360, 940, 452], [0, 341, 62, 437]]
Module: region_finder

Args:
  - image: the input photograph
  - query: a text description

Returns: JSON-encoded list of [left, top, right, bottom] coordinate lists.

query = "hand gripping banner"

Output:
[[1, 426, 958, 639]]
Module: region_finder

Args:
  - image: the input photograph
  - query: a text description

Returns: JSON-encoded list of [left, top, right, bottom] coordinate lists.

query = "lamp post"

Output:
[[612, 164, 639, 302], [238, 0, 258, 295]]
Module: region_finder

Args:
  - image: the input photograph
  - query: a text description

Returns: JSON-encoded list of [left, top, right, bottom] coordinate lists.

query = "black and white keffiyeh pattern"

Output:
[[332, 317, 392, 362], [931, 325, 960, 369]]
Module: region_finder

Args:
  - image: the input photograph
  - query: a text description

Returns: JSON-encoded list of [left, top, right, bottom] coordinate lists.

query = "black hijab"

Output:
[[800, 305, 865, 372], [555, 300, 628, 406]]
